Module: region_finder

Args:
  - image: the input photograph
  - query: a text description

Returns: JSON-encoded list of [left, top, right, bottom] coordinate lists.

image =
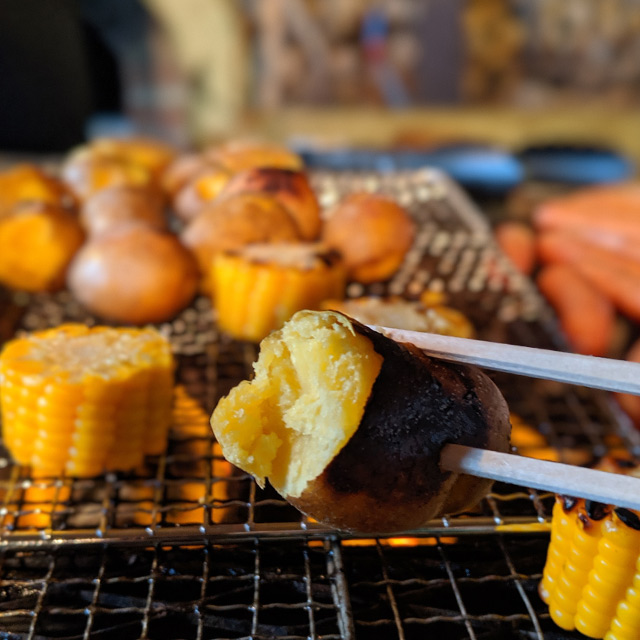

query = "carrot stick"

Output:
[[537, 231, 640, 321], [536, 264, 614, 356]]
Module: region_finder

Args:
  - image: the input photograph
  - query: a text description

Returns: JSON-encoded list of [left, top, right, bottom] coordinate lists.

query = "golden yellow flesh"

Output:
[[0, 324, 174, 476], [210, 310, 383, 498]]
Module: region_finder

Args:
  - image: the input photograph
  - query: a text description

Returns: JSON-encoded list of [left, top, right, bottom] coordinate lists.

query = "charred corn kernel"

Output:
[[546, 499, 606, 631], [575, 511, 640, 638], [0, 324, 174, 477], [212, 243, 346, 343]]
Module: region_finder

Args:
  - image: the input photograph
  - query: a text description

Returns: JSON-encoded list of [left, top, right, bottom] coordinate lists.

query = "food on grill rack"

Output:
[[180, 192, 301, 291], [172, 165, 233, 222], [0, 324, 174, 477], [211, 310, 511, 533], [0, 164, 76, 219], [218, 168, 322, 240], [322, 192, 415, 283], [62, 147, 157, 201], [212, 244, 345, 342], [67, 225, 199, 324], [0, 203, 85, 292], [322, 296, 474, 339], [205, 139, 304, 173], [80, 185, 168, 238], [86, 137, 177, 182], [537, 263, 615, 357], [540, 487, 640, 639], [62, 137, 176, 201], [494, 220, 536, 276]]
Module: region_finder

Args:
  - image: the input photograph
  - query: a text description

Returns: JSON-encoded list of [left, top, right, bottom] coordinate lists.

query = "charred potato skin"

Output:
[[288, 320, 511, 533]]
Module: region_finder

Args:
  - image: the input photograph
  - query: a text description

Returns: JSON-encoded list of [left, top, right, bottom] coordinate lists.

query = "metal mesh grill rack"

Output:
[[0, 536, 584, 639], [0, 168, 637, 638]]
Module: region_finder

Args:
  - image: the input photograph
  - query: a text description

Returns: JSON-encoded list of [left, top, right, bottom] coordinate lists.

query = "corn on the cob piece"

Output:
[[541, 483, 640, 639], [547, 499, 607, 631], [0, 324, 174, 477], [575, 510, 640, 638], [211, 243, 346, 343]]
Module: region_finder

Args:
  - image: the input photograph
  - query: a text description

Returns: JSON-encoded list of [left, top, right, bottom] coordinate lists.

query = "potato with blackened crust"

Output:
[[211, 310, 511, 533], [322, 192, 416, 283], [218, 168, 321, 240]]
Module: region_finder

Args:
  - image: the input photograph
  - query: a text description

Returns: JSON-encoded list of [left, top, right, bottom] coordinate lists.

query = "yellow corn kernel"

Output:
[[605, 559, 640, 640], [0, 324, 174, 477], [211, 243, 346, 343], [540, 498, 575, 603], [546, 501, 605, 631]]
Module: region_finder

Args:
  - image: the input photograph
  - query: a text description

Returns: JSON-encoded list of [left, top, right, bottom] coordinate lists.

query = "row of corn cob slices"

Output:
[[541, 489, 640, 640], [0, 324, 174, 477]]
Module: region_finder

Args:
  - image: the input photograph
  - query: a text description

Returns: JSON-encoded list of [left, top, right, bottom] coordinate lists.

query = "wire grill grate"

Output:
[[0, 535, 585, 639], [0, 169, 635, 638]]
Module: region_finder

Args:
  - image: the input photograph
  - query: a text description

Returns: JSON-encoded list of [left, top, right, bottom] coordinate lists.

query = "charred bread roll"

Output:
[[211, 309, 511, 533]]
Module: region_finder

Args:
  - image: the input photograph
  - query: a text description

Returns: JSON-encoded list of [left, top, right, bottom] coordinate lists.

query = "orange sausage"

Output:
[[534, 183, 640, 242], [494, 221, 537, 275], [537, 231, 640, 322], [536, 263, 615, 356]]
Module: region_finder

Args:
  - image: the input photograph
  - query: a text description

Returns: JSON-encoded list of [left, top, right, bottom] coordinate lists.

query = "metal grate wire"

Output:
[[0, 533, 591, 639]]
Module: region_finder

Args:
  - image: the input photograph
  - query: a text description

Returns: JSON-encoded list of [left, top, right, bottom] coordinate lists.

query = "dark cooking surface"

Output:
[[0, 169, 636, 638]]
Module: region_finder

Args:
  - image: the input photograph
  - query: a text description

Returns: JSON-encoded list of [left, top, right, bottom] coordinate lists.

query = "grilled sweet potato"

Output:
[[211, 310, 511, 533]]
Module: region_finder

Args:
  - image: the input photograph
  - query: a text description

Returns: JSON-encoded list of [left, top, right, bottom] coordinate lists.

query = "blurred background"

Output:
[[2, 0, 640, 160]]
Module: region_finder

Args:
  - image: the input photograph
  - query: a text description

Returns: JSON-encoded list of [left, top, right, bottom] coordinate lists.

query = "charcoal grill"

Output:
[[0, 168, 636, 639]]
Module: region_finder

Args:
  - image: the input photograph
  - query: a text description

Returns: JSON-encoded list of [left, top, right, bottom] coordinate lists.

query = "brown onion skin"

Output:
[[286, 318, 511, 533], [67, 226, 199, 325]]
